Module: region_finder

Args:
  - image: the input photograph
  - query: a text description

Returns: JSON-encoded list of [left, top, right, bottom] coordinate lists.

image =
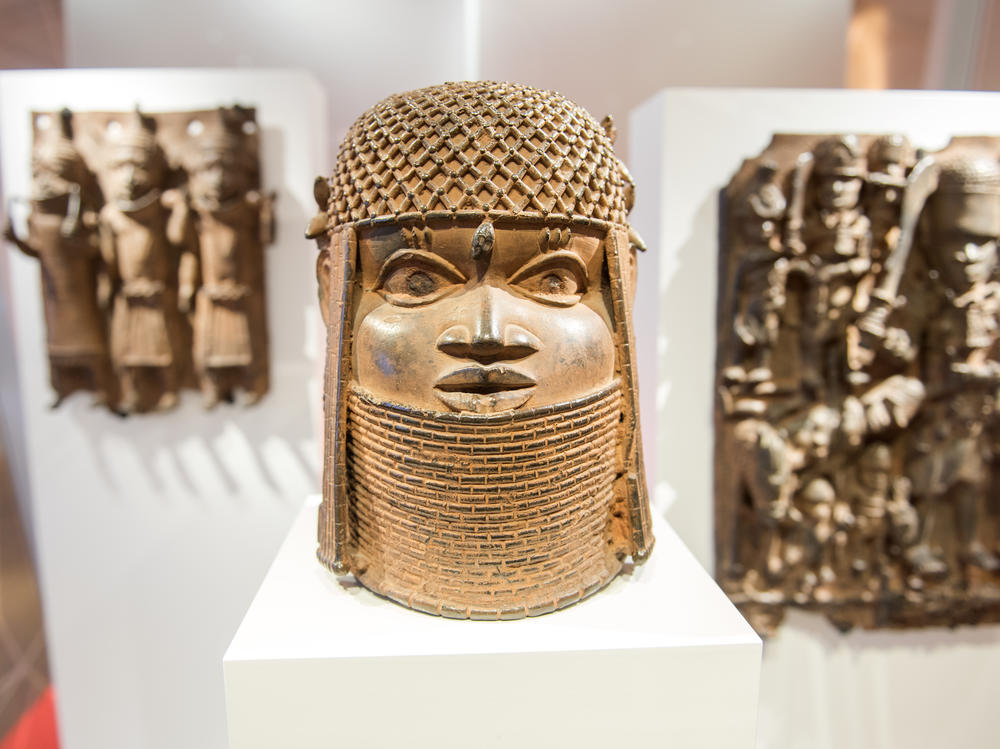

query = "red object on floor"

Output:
[[0, 686, 59, 749]]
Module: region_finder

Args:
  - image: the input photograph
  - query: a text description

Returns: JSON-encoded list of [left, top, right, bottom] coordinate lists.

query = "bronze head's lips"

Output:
[[434, 366, 537, 413], [435, 365, 536, 392]]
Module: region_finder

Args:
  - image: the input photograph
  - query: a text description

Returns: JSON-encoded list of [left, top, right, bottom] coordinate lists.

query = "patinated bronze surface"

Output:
[[310, 81, 653, 619], [4, 106, 273, 413], [716, 133, 1000, 633]]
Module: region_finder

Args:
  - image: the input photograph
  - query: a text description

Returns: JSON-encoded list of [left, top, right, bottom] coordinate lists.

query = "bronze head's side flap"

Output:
[[606, 224, 654, 561], [315, 219, 357, 575]]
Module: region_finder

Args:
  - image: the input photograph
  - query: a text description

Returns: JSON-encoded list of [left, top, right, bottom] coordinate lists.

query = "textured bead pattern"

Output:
[[328, 80, 632, 228], [345, 383, 624, 619]]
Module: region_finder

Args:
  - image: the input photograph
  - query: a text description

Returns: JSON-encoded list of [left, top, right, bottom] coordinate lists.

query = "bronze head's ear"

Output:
[[306, 176, 331, 239], [316, 249, 332, 327], [313, 175, 330, 209], [601, 114, 617, 145]]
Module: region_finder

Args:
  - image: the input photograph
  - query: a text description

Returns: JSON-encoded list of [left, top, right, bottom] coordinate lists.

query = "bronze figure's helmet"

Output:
[[930, 148, 1000, 235], [102, 109, 167, 204], [186, 113, 258, 206], [309, 80, 653, 619], [813, 134, 865, 178], [189, 129, 246, 171], [808, 134, 867, 214], [31, 109, 89, 196], [867, 134, 915, 179], [921, 147, 1000, 295]]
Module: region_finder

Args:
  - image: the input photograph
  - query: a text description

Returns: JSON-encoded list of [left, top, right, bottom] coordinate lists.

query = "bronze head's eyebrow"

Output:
[[401, 225, 433, 251], [538, 226, 572, 252]]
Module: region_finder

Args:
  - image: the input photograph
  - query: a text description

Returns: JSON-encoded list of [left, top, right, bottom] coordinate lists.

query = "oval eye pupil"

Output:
[[407, 270, 435, 296], [542, 273, 565, 293]]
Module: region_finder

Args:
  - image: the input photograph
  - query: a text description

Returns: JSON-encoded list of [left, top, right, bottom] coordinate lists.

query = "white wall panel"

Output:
[[63, 0, 468, 153], [631, 87, 1000, 749], [480, 0, 851, 157], [0, 68, 326, 749]]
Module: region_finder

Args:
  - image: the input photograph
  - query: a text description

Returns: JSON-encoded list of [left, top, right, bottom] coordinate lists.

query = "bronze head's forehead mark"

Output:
[[471, 218, 494, 260]]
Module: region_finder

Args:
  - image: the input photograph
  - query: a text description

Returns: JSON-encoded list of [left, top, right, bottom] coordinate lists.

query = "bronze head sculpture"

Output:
[[309, 81, 653, 619]]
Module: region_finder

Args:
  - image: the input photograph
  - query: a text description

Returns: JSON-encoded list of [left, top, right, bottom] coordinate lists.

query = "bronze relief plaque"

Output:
[[716, 133, 1000, 633], [5, 106, 274, 413]]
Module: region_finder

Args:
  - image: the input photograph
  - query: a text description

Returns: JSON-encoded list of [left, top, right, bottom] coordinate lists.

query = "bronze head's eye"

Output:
[[405, 270, 436, 295], [541, 271, 575, 295], [382, 266, 447, 300], [508, 251, 588, 307], [375, 249, 467, 307]]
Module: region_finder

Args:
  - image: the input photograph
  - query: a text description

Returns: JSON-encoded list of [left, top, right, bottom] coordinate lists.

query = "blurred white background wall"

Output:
[[62, 0, 851, 158]]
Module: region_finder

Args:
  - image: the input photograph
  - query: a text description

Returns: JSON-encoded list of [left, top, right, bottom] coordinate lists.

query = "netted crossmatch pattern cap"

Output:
[[937, 150, 1000, 195], [327, 80, 633, 229]]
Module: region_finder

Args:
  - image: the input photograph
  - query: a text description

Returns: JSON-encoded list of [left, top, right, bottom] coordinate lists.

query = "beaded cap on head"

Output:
[[867, 134, 915, 174], [102, 110, 165, 180], [325, 80, 634, 229], [937, 150, 1000, 195], [188, 128, 255, 175], [32, 109, 87, 185], [813, 135, 865, 178]]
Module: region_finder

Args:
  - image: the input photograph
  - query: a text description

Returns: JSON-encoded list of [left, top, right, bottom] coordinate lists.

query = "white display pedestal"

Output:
[[224, 495, 761, 749]]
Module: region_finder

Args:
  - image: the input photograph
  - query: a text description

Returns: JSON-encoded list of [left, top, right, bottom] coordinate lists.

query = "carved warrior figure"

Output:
[[97, 110, 184, 413], [717, 134, 1000, 634], [883, 147, 1000, 577], [726, 160, 788, 391], [5, 110, 111, 406], [180, 114, 273, 407], [799, 135, 872, 399], [865, 134, 916, 263], [309, 81, 653, 619]]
